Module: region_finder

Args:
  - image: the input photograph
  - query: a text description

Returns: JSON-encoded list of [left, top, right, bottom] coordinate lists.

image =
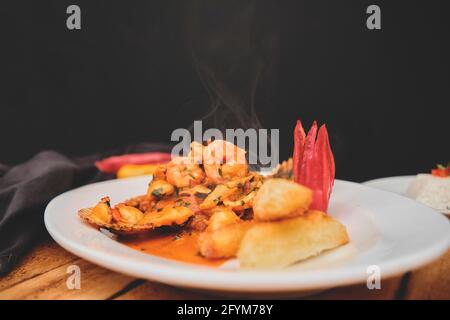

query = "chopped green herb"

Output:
[[175, 199, 191, 207], [151, 187, 164, 199]]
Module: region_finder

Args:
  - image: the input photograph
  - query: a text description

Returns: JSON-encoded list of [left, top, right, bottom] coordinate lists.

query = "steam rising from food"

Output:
[[183, 0, 279, 132]]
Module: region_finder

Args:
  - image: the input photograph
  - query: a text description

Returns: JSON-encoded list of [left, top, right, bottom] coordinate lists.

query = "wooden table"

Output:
[[0, 239, 448, 300]]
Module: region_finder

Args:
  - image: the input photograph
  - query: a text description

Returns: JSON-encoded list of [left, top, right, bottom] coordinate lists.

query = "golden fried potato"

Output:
[[207, 208, 240, 232], [199, 221, 254, 259], [253, 178, 312, 221], [238, 211, 349, 269]]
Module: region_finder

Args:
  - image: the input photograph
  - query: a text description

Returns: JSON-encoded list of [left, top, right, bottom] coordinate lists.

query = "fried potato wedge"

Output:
[[253, 178, 313, 221], [199, 221, 254, 259], [207, 208, 240, 232], [238, 211, 349, 269]]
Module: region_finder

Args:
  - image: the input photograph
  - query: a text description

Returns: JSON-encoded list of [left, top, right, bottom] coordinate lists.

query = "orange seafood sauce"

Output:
[[122, 230, 227, 267]]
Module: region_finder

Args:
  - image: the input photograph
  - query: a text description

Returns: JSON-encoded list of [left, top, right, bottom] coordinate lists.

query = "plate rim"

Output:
[[363, 175, 415, 187]]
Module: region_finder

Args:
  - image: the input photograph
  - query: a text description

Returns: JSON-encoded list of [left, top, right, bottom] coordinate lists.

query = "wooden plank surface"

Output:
[[310, 276, 405, 300], [0, 258, 136, 300], [0, 240, 448, 300], [115, 281, 210, 300], [0, 242, 77, 292], [403, 250, 450, 300]]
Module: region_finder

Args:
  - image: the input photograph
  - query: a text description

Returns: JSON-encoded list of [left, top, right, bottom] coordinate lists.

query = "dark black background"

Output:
[[2, 0, 449, 181]]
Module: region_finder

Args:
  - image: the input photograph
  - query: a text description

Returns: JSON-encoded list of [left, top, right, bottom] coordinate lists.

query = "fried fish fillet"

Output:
[[238, 210, 349, 269]]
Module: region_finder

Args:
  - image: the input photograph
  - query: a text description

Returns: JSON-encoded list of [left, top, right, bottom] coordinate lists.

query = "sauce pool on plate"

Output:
[[121, 229, 227, 267]]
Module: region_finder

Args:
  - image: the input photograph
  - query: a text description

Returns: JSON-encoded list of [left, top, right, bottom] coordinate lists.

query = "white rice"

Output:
[[406, 174, 450, 214]]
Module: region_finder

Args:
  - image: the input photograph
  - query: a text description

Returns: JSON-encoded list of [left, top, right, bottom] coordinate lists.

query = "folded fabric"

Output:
[[0, 143, 171, 275]]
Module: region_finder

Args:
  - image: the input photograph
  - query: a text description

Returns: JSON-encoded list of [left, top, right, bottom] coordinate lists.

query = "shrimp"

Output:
[[203, 140, 249, 184], [152, 164, 167, 180], [166, 156, 205, 188]]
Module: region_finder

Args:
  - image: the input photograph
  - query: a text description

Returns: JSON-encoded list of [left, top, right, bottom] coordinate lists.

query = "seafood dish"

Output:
[[79, 121, 349, 269]]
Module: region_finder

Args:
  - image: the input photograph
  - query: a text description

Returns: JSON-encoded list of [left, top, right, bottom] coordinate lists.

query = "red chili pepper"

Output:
[[310, 125, 335, 211], [95, 152, 172, 174], [293, 120, 335, 212], [299, 121, 318, 185], [293, 120, 306, 182], [323, 125, 336, 204]]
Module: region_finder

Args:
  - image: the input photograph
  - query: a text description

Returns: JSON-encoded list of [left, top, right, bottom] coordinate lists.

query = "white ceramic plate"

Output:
[[44, 176, 450, 295], [363, 176, 415, 196]]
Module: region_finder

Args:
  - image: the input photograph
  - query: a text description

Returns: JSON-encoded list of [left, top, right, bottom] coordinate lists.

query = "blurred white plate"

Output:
[[363, 176, 415, 196], [363, 176, 449, 216], [44, 176, 450, 296]]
